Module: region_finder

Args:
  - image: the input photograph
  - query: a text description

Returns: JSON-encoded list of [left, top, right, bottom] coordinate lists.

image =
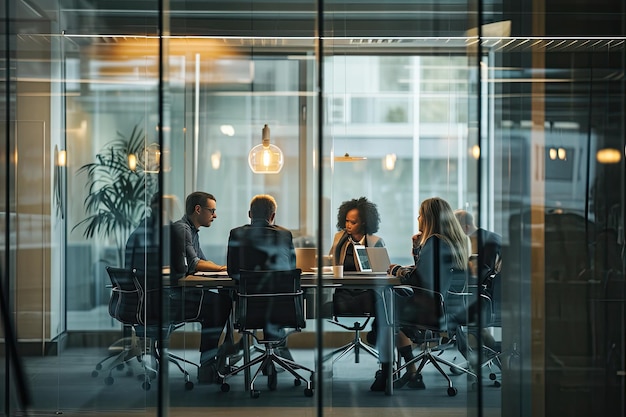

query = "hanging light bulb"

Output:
[[549, 147, 557, 160], [211, 151, 221, 170], [248, 124, 284, 174], [128, 153, 138, 171], [471, 145, 481, 160], [596, 148, 621, 164], [382, 153, 397, 171]]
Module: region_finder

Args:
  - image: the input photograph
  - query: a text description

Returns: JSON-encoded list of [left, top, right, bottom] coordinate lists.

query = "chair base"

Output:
[[323, 317, 379, 365], [92, 332, 145, 385], [394, 343, 476, 396], [136, 336, 199, 391], [220, 344, 314, 398], [457, 341, 519, 388], [323, 337, 379, 365]]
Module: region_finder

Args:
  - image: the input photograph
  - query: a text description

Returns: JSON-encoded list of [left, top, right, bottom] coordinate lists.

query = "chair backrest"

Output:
[[235, 269, 305, 333], [332, 289, 376, 317], [483, 271, 501, 325], [396, 285, 447, 331], [106, 266, 142, 326]]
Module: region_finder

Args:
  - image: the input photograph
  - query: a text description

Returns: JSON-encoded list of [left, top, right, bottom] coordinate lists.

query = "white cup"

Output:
[[332, 265, 344, 278]]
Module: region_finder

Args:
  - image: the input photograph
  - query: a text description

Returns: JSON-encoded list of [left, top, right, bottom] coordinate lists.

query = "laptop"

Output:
[[295, 247, 317, 272], [350, 245, 391, 275]]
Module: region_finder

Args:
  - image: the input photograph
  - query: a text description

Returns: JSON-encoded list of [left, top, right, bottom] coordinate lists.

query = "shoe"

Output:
[[217, 338, 243, 357], [393, 371, 418, 389], [370, 363, 390, 392], [197, 360, 220, 384], [407, 373, 426, 389], [370, 370, 387, 392]]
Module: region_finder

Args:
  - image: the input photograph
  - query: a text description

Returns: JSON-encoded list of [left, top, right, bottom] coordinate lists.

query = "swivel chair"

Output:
[[103, 267, 199, 391], [322, 289, 379, 366], [219, 269, 314, 398], [91, 267, 144, 385], [394, 285, 476, 396]]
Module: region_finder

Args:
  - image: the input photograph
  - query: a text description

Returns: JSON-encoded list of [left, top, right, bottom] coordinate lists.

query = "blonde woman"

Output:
[[371, 197, 469, 392]]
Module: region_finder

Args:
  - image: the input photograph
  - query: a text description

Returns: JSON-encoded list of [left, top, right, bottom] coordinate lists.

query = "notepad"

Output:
[[194, 271, 230, 277]]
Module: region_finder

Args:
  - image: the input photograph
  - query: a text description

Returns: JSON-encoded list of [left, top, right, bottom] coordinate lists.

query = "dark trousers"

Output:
[[170, 288, 232, 353]]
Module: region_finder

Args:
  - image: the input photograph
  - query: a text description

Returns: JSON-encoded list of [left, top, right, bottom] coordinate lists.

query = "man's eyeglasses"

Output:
[[202, 207, 217, 214]]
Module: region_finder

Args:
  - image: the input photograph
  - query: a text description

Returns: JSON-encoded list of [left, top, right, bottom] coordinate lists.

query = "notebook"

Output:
[[351, 246, 391, 274], [295, 247, 317, 272]]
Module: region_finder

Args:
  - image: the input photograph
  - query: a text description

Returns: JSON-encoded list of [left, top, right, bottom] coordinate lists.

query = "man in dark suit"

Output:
[[454, 209, 502, 280], [227, 194, 297, 361]]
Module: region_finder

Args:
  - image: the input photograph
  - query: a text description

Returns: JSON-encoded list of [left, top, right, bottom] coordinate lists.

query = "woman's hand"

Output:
[[411, 231, 422, 248]]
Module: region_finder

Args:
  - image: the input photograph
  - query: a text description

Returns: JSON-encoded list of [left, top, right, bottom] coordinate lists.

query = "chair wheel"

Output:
[[142, 381, 151, 391], [92, 370, 99, 378], [104, 376, 114, 385], [294, 378, 301, 386], [95, 364, 103, 371], [251, 390, 260, 398], [493, 380, 501, 388], [447, 387, 458, 396], [489, 372, 497, 380], [185, 381, 194, 390], [221, 383, 230, 392], [304, 388, 314, 397], [116, 363, 125, 371]]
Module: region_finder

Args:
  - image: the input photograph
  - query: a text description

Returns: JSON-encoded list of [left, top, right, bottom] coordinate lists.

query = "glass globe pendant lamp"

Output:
[[248, 124, 284, 174]]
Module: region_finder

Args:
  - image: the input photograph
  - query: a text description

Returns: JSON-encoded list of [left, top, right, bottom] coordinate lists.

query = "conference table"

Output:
[[179, 271, 400, 395]]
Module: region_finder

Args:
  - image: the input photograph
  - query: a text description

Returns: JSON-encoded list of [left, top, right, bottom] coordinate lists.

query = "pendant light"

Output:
[[248, 124, 284, 174]]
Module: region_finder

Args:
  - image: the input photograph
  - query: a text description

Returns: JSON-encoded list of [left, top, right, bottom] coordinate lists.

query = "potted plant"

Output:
[[73, 124, 158, 265]]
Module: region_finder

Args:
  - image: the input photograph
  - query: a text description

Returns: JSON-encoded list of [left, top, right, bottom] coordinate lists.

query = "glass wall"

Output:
[[0, 1, 624, 417]]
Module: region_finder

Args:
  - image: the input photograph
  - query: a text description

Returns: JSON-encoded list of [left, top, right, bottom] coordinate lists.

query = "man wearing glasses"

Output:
[[171, 191, 233, 384]]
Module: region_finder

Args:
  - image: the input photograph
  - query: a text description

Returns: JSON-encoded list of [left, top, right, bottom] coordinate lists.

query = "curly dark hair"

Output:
[[335, 197, 381, 234]]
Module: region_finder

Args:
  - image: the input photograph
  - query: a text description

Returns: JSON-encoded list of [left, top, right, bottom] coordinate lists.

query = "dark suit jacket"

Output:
[[227, 218, 296, 280], [472, 227, 502, 280]]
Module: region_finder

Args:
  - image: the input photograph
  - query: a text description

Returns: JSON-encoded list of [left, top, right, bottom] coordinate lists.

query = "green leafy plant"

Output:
[[73, 124, 158, 264]]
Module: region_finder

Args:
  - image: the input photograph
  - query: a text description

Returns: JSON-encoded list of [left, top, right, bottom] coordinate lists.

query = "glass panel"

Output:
[[2, 1, 624, 417]]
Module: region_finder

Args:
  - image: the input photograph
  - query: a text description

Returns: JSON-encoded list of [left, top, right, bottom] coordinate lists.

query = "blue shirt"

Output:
[[172, 214, 205, 274]]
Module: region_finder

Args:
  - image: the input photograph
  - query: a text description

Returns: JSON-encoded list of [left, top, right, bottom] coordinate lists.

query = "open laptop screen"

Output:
[[353, 245, 372, 272]]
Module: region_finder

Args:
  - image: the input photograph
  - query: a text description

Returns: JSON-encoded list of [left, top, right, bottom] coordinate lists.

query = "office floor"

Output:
[[21, 345, 502, 417]]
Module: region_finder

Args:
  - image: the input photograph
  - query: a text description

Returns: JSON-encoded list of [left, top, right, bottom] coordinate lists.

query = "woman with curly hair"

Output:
[[330, 196, 385, 269], [327, 197, 385, 364]]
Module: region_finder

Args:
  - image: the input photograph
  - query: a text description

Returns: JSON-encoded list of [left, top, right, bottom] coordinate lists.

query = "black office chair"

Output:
[[471, 271, 509, 386], [91, 267, 144, 385], [448, 270, 508, 388], [394, 285, 476, 396], [322, 289, 379, 366], [103, 266, 198, 391], [219, 269, 314, 398]]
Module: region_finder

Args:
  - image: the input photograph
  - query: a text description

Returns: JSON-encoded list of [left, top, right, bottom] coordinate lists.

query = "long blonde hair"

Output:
[[418, 197, 469, 270]]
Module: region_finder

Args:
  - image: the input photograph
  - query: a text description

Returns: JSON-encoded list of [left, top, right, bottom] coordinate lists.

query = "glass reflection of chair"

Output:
[[92, 267, 145, 385], [322, 290, 379, 368], [219, 269, 314, 398], [394, 285, 475, 397], [104, 267, 198, 391], [450, 271, 508, 388]]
